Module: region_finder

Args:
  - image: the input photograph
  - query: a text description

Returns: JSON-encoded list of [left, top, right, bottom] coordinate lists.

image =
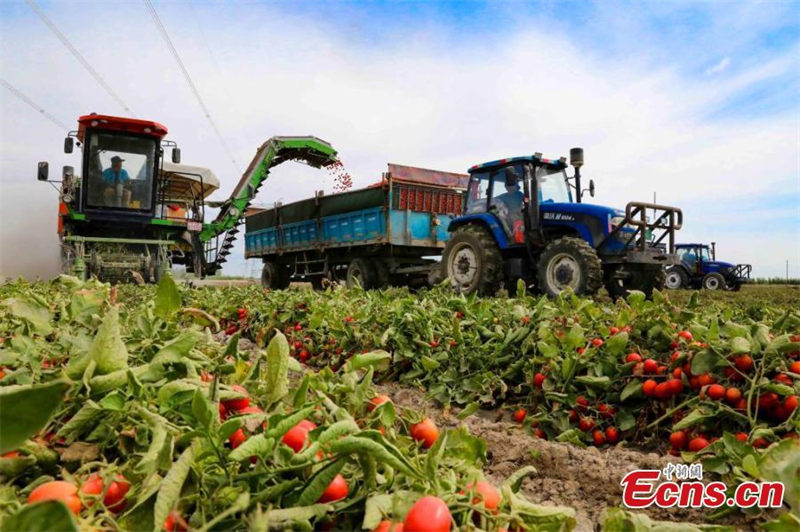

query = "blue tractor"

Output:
[[440, 148, 684, 298], [664, 243, 751, 291]]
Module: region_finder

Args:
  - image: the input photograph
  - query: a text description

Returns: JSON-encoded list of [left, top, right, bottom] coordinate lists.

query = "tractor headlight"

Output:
[[609, 216, 626, 231]]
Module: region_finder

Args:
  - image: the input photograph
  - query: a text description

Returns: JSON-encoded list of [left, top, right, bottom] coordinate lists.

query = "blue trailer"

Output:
[[244, 164, 468, 288]]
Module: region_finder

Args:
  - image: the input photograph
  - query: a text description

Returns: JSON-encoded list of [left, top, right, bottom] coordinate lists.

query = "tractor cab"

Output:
[[61, 114, 180, 220]]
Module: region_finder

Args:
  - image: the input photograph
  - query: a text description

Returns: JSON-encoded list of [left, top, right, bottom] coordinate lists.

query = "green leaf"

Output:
[[192, 389, 215, 430], [574, 375, 610, 390], [5, 297, 53, 335], [620, 381, 642, 402], [296, 459, 346, 506], [691, 350, 718, 376], [2, 501, 78, 532], [153, 442, 196, 532], [604, 332, 629, 356], [0, 380, 70, 453], [229, 435, 275, 462], [457, 402, 480, 419], [264, 331, 289, 405], [154, 273, 181, 319], [673, 408, 713, 431], [345, 350, 391, 373], [729, 336, 751, 355], [87, 306, 128, 375]]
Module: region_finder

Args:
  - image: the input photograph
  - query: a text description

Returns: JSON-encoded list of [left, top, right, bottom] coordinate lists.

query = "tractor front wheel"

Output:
[[441, 224, 503, 295], [702, 272, 725, 290], [536, 237, 603, 297]]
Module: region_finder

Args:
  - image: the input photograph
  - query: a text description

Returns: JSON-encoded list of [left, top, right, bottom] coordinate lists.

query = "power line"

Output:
[[143, 0, 242, 173], [1, 78, 70, 130], [26, 0, 134, 115]]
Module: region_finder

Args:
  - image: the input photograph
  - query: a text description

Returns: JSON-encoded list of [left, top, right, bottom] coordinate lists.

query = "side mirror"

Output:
[[64, 137, 74, 154], [589, 179, 595, 198], [172, 148, 181, 164], [37, 161, 49, 181]]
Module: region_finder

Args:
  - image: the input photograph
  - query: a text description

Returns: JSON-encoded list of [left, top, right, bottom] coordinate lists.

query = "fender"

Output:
[[542, 220, 595, 247], [448, 213, 511, 249]]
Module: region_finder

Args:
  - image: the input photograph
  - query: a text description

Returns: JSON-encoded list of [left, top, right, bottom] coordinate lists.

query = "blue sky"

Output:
[[1, 0, 798, 279]]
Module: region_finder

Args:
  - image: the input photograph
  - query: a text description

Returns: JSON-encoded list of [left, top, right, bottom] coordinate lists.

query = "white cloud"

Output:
[[1, 2, 797, 279], [705, 57, 731, 75]]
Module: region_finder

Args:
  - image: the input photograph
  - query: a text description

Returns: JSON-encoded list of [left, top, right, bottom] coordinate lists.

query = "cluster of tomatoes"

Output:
[[222, 307, 249, 336], [24, 474, 131, 519]]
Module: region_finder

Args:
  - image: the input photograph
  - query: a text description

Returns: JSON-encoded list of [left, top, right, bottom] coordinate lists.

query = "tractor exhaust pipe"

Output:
[[711, 242, 716, 261], [570, 147, 584, 203]]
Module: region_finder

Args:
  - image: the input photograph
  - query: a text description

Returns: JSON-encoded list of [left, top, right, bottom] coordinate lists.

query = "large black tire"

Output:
[[262, 262, 289, 290], [664, 267, 689, 290], [605, 265, 665, 300], [441, 224, 503, 295], [346, 258, 376, 289], [702, 272, 725, 291], [536, 237, 603, 297]]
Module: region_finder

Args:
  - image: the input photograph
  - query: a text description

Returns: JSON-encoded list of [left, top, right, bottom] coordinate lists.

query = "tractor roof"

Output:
[[77, 114, 168, 141], [676, 243, 709, 248], [469, 154, 567, 174]]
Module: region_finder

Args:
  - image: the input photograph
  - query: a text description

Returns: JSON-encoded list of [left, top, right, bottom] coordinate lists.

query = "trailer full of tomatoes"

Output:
[[0, 276, 798, 530]]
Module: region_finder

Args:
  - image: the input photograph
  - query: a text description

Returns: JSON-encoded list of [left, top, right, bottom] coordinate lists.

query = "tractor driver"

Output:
[[102, 155, 132, 207], [493, 167, 526, 241]]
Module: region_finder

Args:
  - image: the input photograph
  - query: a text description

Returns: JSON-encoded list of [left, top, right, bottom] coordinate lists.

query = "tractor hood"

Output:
[[707, 260, 735, 269], [540, 202, 620, 221]]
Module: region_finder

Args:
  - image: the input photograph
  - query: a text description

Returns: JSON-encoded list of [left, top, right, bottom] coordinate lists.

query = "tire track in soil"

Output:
[[381, 384, 763, 532]]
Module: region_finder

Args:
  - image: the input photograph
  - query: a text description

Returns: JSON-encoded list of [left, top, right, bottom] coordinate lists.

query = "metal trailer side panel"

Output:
[[388, 210, 453, 248]]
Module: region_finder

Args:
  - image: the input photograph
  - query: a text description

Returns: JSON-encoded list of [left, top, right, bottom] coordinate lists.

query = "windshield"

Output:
[[537, 166, 571, 204], [700, 246, 711, 261], [85, 132, 157, 211]]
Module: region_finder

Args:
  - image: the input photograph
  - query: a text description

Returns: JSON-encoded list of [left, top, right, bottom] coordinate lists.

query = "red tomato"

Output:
[[578, 417, 595, 432], [410, 418, 439, 449], [669, 430, 687, 449], [642, 379, 658, 397], [229, 428, 247, 449], [734, 355, 754, 372], [625, 353, 642, 363], [576, 396, 590, 408], [785, 395, 798, 412], [80, 473, 130, 512], [697, 373, 715, 387], [513, 409, 527, 423], [605, 427, 619, 444], [592, 430, 606, 446], [609, 326, 620, 335], [759, 392, 779, 410], [790, 361, 800, 374], [775, 373, 793, 385], [533, 373, 546, 388], [373, 521, 404, 532], [318, 474, 348, 503], [282, 420, 317, 452], [218, 402, 227, 421], [688, 437, 709, 452], [403, 496, 452, 532], [164, 511, 189, 532], [734, 432, 748, 442], [705, 384, 726, 401], [464, 480, 501, 513], [667, 378, 684, 395], [591, 338, 604, 347], [678, 330, 693, 341], [725, 387, 742, 404], [200, 370, 214, 383], [642, 359, 658, 374], [753, 438, 769, 449], [654, 382, 671, 400], [27, 481, 81, 515], [223, 385, 250, 412], [368, 394, 392, 412]]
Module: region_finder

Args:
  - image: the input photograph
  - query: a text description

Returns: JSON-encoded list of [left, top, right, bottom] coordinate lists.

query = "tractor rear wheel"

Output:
[[605, 265, 665, 300], [262, 262, 289, 290], [536, 237, 603, 297], [346, 258, 376, 289], [441, 224, 503, 295], [664, 267, 688, 289], [702, 272, 725, 290]]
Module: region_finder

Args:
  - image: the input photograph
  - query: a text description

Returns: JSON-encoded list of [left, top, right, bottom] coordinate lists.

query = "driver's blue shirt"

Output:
[[102, 168, 130, 184]]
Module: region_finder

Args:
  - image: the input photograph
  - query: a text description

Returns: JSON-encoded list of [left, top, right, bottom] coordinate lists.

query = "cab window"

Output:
[[85, 132, 156, 211]]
